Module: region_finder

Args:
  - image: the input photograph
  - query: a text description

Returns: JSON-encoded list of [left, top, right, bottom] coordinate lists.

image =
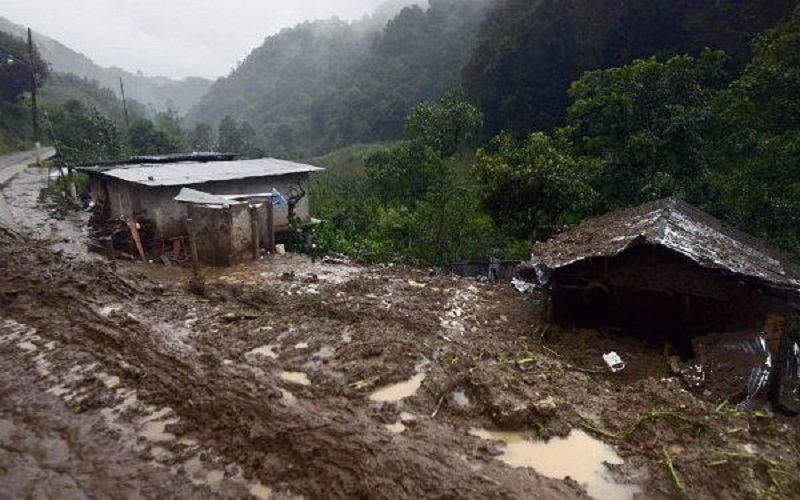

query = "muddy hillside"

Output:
[[0, 166, 798, 499]]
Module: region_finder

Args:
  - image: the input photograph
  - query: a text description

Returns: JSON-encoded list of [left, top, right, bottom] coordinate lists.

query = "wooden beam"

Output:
[[127, 217, 146, 261]]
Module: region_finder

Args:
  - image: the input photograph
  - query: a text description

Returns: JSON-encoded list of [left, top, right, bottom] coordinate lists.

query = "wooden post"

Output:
[[249, 205, 260, 260], [765, 313, 787, 408], [265, 201, 275, 253], [127, 216, 146, 261], [187, 217, 201, 275]]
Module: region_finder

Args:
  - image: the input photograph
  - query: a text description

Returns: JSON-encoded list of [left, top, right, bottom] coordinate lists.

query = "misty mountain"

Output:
[[0, 16, 212, 114], [187, 0, 494, 156]]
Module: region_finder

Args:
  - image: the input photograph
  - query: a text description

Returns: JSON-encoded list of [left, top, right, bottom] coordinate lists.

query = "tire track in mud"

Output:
[[0, 316, 267, 498], [0, 233, 581, 499], [0, 318, 215, 499]]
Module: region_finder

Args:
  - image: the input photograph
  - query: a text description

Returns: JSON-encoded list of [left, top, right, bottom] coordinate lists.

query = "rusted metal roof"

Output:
[[77, 158, 323, 186], [528, 198, 800, 294]]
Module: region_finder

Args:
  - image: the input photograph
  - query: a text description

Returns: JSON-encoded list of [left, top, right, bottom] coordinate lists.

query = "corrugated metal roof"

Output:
[[527, 198, 800, 294], [80, 158, 323, 187]]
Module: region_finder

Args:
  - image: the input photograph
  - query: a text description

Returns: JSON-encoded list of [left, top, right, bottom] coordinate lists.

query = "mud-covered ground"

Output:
[[1, 165, 799, 498]]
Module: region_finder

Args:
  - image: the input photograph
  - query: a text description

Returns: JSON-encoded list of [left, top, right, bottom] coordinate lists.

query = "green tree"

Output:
[[188, 122, 215, 151], [474, 131, 599, 240], [364, 141, 447, 205], [0, 30, 49, 102], [47, 99, 122, 163], [464, 0, 795, 136], [712, 6, 800, 253], [154, 108, 185, 151], [218, 115, 243, 154], [566, 50, 729, 209], [365, 90, 482, 205], [128, 117, 180, 156], [239, 121, 262, 157], [404, 90, 483, 156]]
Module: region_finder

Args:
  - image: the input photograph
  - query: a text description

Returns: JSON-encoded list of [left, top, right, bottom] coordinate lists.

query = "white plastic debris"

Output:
[[602, 352, 626, 373], [511, 278, 536, 294]]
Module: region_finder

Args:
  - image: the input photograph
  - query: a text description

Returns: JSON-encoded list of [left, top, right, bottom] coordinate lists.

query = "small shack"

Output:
[[523, 198, 800, 409], [77, 155, 324, 265]]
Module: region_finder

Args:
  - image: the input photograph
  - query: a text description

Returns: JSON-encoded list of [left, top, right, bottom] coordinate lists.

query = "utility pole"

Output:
[[118, 76, 130, 130], [27, 28, 41, 164]]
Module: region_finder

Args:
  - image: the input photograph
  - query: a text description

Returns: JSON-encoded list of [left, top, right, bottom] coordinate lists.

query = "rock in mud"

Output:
[[489, 393, 558, 427]]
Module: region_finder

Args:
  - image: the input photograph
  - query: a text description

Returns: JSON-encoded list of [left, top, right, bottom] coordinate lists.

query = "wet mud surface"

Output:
[[1, 165, 799, 498], [0, 328, 207, 499]]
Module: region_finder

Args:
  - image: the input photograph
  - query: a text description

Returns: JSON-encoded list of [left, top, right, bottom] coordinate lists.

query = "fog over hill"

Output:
[[187, 0, 493, 156], [0, 16, 212, 114]]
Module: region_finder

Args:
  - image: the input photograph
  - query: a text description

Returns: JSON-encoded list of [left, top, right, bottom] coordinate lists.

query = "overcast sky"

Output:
[[3, 0, 391, 80]]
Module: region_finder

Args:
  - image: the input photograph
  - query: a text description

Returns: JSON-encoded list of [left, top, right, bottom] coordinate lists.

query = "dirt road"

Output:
[[0, 148, 57, 234], [0, 164, 798, 498]]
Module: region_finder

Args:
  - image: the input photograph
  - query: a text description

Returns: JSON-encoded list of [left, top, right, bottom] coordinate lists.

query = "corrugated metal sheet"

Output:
[[527, 198, 800, 294], [174, 188, 243, 207], [82, 158, 324, 187]]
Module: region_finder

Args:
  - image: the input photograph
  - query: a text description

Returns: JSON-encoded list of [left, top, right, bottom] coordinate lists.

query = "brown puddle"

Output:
[[470, 428, 639, 500], [369, 372, 425, 402]]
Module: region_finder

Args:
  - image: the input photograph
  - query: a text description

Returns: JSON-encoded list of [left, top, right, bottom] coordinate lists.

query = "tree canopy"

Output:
[[0, 30, 48, 102], [463, 0, 797, 136]]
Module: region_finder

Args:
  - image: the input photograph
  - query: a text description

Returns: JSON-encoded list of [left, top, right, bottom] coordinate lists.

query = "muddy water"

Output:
[[369, 372, 426, 402], [470, 428, 640, 500]]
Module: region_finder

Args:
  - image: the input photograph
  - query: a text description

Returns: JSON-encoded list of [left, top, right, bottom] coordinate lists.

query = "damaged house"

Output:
[[77, 155, 323, 265], [525, 198, 800, 411]]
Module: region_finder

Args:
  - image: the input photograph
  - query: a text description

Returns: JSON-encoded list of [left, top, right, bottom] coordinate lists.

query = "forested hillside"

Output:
[[313, 2, 800, 267], [0, 29, 47, 153], [39, 73, 147, 127], [465, 0, 798, 135], [188, 0, 494, 156], [188, 0, 796, 156], [0, 16, 212, 114]]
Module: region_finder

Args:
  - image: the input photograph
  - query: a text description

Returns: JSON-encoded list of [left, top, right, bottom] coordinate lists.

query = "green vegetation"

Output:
[[0, 29, 47, 152], [4, 0, 800, 268], [464, 0, 796, 136], [314, 91, 510, 265], [315, 4, 800, 265]]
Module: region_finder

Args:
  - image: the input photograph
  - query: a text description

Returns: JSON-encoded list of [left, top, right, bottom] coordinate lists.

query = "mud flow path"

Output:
[[0, 166, 798, 498]]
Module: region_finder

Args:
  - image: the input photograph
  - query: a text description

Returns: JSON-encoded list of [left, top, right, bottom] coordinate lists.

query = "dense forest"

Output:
[[465, 0, 797, 135], [312, 0, 800, 265]]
